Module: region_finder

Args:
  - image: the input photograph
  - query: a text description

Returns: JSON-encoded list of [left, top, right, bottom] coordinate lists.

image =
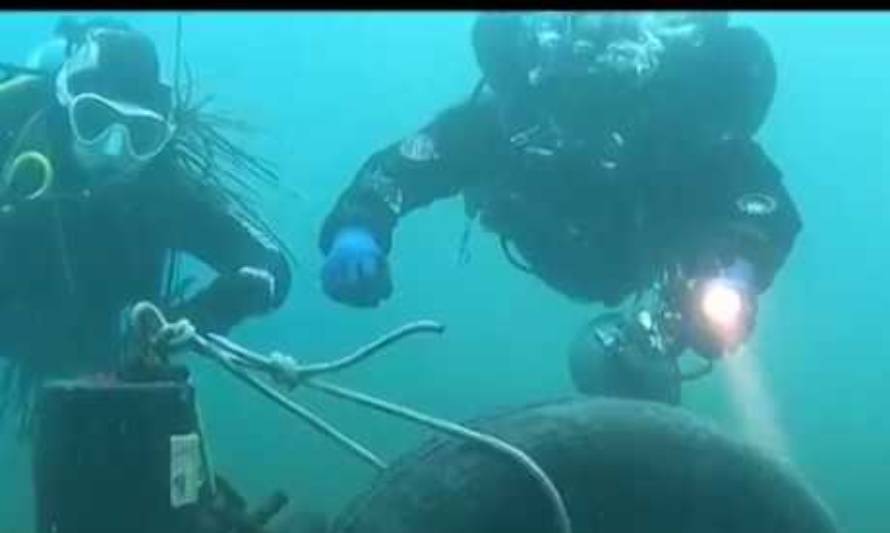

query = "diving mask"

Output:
[[67, 92, 174, 162]]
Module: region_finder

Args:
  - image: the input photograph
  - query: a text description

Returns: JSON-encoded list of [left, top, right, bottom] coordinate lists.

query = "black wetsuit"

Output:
[[320, 15, 801, 308], [0, 76, 291, 380]]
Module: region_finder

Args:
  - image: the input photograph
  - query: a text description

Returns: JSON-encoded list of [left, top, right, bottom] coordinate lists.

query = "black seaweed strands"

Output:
[[0, 359, 36, 436], [161, 62, 300, 307], [167, 62, 298, 268], [161, 16, 298, 305]]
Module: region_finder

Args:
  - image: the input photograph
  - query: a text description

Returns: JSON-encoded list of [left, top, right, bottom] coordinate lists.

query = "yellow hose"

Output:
[[7, 150, 54, 201]]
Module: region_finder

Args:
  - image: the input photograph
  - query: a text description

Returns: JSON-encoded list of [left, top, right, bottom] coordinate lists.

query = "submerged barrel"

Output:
[[32, 378, 204, 533], [333, 398, 837, 533]]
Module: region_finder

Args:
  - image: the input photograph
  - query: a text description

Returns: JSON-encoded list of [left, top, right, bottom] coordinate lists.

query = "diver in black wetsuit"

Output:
[[0, 18, 292, 409], [318, 12, 802, 403]]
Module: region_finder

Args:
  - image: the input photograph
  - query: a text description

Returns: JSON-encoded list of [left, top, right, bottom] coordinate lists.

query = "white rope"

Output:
[[126, 300, 573, 533]]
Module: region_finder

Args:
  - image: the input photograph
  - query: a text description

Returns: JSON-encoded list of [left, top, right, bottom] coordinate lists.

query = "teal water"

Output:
[[0, 11, 887, 533]]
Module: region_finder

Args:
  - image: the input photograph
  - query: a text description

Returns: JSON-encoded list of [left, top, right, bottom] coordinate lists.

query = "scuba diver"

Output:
[[2, 17, 305, 533], [318, 12, 802, 404], [0, 17, 292, 416]]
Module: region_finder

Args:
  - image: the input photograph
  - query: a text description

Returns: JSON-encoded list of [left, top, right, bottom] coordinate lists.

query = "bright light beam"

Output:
[[722, 344, 792, 461]]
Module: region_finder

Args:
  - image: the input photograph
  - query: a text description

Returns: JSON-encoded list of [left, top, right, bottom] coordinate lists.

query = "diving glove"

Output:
[[321, 227, 392, 308]]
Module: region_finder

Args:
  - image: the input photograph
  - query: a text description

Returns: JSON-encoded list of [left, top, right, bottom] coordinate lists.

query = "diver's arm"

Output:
[[664, 16, 792, 288], [163, 183, 292, 335], [319, 101, 490, 255], [686, 137, 801, 293]]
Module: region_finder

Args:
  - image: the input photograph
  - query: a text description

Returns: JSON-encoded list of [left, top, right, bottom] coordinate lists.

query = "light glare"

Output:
[[701, 282, 743, 329]]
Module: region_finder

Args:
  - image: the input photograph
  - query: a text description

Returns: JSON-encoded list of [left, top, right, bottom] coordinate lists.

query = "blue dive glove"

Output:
[[321, 227, 392, 308]]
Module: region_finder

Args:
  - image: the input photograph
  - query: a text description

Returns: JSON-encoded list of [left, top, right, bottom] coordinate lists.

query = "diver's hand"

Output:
[[321, 227, 392, 308], [234, 266, 277, 312]]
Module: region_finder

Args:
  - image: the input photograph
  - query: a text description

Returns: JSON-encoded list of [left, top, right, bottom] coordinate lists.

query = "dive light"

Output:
[[688, 275, 754, 356]]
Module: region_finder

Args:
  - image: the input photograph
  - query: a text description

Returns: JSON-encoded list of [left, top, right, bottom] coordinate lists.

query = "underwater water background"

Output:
[[0, 10, 886, 533]]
